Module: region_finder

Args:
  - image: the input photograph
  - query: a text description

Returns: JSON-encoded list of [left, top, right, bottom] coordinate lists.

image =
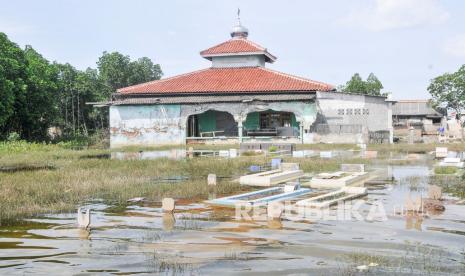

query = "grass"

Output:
[[0, 141, 378, 225], [429, 175, 465, 199], [434, 166, 459, 175], [0, 145, 261, 225], [1, 141, 464, 225], [338, 246, 464, 275]]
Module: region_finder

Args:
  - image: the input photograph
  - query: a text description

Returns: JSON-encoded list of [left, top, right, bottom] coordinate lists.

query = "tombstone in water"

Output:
[[77, 208, 91, 230]]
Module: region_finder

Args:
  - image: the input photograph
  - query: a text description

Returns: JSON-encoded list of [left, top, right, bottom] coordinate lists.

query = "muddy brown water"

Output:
[[1, 162, 465, 275]]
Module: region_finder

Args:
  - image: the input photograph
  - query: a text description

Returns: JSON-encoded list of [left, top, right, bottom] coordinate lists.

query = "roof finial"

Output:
[[237, 8, 241, 24], [230, 8, 249, 38]]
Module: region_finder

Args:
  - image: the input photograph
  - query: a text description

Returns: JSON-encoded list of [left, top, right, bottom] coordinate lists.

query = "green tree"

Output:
[[0, 33, 164, 142], [428, 65, 465, 140], [343, 73, 367, 94], [97, 51, 162, 91], [365, 73, 384, 96], [342, 73, 384, 96], [97, 51, 132, 91], [55, 63, 110, 137], [128, 57, 162, 85], [0, 32, 27, 137], [16, 46, 59, 140]]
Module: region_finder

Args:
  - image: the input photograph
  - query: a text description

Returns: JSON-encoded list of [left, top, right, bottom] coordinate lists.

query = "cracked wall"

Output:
[[109, 101, 317, 148]]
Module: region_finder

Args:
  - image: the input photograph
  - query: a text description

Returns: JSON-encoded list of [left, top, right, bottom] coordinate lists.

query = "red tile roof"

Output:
[[200, 38, 276, 62], [117, 67, 334, 94]]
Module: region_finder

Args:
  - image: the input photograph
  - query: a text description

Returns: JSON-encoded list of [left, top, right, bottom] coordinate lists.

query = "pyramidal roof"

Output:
[[117, 21, 334, 95], [117, 67, 334, 94], [200, 37, 277, 63]]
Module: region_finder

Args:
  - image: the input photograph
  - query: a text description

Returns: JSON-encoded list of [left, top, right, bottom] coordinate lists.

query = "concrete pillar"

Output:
[[237, 120, 243, 143], [299, 124, 304, 144]]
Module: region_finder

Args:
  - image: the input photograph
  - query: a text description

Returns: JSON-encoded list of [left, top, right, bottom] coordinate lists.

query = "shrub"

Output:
[[7, 132, 20, 142]]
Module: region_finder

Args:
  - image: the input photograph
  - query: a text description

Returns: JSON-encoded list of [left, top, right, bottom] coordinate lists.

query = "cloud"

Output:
[[443, 34, 465, 57], [342, 0, 449, 31]]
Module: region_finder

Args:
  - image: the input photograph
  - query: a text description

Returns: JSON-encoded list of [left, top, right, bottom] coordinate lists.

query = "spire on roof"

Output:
[[230, 8, 249, 39]]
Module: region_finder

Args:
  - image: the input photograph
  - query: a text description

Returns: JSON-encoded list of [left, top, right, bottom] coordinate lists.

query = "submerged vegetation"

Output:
[[339, 246, 464, 275], [1, 142, 465, 225]]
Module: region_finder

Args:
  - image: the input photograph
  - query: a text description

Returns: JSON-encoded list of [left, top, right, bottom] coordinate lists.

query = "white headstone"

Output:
[[162, 198, 175, 212], [229, 149, 238, 158], [207, 174, 217, 186], [77, 208, 91, 229], [436, 147, 448, 158]]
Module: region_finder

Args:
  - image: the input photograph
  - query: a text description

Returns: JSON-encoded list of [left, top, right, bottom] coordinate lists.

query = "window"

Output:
[[363, 108, 370, 115], [259, 112, 292, 129], [346, 108, 353, 115], [354, 108, 361, 115], [337, 109, 344, 115]]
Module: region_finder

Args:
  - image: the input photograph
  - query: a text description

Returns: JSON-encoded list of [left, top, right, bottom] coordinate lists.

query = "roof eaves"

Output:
[[200, 51, 277, 62]]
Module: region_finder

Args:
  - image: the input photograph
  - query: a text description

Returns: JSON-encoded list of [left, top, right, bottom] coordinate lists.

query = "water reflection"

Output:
[[1, 161, 465, 274], [162, 213, 176, 231]]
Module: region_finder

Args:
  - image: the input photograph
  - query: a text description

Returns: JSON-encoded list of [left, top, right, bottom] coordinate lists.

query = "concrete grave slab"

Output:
[[296, 186, 367, 208], [205, 186, 312, 207], [292, 150, 317, 158], [320, 151, 334, 158], [240, 169, 304, 187], [307, 171, 369, 189], [218, 150, 230, 157], [341, 164, 365, 173], [279, 162, 300, 171], [438, 158, 464, 168], [363, 151, 378, 159]]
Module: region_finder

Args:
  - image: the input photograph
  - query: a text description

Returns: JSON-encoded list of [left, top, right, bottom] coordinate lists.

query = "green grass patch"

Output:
[[434, 166, 458, 175]]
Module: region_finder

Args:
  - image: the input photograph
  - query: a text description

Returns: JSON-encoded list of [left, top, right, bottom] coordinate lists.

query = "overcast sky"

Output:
[[1, 0, 464, 99]]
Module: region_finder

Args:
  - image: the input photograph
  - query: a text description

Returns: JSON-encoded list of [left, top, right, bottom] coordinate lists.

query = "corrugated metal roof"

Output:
[[392, 101, 441, 116]]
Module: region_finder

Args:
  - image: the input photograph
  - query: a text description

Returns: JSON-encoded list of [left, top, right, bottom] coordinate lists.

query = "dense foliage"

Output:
[[428, 64, 465, 119], [0, 32, 162, 142], [428, 64, 465, 140], [341, 73, 384, 96]]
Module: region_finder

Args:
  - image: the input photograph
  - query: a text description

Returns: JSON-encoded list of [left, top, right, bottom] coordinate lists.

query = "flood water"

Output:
[[1, 160, 465, 275]]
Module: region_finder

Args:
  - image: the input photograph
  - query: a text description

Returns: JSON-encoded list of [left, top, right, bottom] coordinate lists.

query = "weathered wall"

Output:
[[110, 105, 184, 148], [109, 100, 318, 148], [315, 91, 393, 143]]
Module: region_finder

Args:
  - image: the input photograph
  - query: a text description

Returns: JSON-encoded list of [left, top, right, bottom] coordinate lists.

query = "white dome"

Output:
[[230, 24, 249, 38]]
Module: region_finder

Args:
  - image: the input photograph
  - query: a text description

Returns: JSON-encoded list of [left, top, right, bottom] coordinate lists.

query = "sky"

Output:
[[1, 0, 464, 99]]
